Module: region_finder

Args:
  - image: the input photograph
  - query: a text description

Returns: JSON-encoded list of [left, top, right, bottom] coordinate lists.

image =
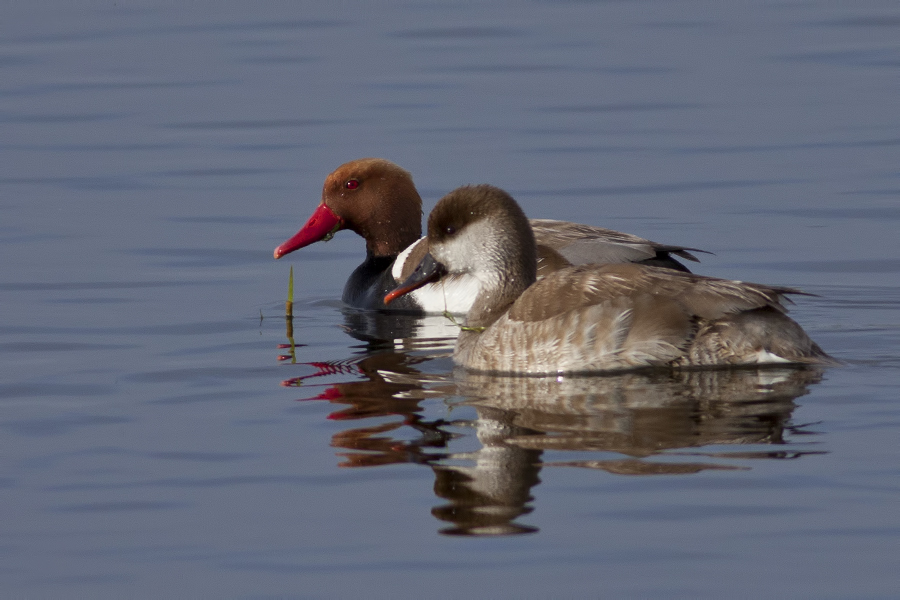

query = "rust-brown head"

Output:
[[274, 158, 423, 259]]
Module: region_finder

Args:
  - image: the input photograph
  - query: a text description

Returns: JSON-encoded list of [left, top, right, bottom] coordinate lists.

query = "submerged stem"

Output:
[[442, 310, 485, 333], [286, 266, 296, 363]]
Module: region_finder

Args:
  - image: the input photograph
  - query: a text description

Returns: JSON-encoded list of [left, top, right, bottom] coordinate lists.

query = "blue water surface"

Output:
[[1, 2, 898, 597]]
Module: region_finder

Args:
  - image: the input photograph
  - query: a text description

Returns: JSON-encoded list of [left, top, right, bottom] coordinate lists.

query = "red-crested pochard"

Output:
[[274, 158, 704, 313], [385, 185, 835, 375]]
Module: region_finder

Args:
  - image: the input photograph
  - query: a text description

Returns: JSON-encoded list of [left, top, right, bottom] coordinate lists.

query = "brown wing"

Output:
[[507, 263, 801, 324]]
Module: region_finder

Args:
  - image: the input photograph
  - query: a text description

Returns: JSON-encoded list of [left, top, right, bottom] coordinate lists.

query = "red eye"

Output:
[[345, 179, 359, 190]]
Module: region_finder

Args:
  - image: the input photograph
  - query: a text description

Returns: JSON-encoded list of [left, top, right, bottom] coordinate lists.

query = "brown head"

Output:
[[274, 158, 423, 259]]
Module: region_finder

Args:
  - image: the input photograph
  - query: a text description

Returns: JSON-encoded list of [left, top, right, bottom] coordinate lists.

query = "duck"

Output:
[[273, 158, 705, 313], [384, 185, 835, 375]]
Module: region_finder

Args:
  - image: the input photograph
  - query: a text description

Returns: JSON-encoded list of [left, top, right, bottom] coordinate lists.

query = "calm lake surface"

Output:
[[2, 1, 898, 597]]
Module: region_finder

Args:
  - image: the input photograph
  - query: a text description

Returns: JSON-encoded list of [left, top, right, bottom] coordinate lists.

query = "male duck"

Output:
[[274, 158, 704, 313], [385, 185, 835, 374]]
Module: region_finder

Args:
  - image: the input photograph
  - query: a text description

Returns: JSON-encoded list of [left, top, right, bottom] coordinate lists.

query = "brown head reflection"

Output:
[[283, 350, 454, 468]]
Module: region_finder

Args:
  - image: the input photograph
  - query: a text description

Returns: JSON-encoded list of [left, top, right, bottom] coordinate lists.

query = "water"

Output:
[[2, 2, 898, 597]]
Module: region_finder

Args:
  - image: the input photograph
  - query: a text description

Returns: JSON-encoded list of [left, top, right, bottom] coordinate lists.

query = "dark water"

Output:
[[2, 2, 898, 597]]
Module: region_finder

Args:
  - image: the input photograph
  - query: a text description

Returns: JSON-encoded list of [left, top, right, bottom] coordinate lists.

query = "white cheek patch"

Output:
[[434, 220, 503, 288], [393, 218, 507, 313], [390, 237, 484, 314]]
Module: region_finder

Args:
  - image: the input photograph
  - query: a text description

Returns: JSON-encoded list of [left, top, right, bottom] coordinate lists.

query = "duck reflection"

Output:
[[280, 314, 825, 536], [435, 367, 823, 535], [340, 307, 461, 350], [282, 349, 455, 467], [456, 368, 825, 470], [430, 405, 542, 536]]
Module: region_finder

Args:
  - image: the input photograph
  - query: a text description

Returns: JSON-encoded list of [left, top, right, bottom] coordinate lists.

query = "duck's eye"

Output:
[[345, 179, 360, 190]]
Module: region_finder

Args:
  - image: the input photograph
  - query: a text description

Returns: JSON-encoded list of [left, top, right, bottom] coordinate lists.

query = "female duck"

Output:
[[385, 185, 835, 375], [274, 158, 703, 313]]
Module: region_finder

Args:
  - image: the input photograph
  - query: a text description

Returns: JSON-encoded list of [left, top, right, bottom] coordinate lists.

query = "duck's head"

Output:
[[274, 158, 423, 259], [385, 185, 537, 305]]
